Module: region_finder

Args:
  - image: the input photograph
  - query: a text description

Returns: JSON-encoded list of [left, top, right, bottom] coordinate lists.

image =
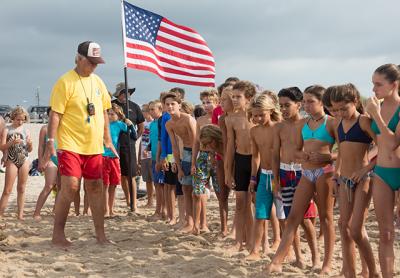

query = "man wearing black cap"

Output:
[[44, 41, 115, 247], [112, 82, 144, 211]]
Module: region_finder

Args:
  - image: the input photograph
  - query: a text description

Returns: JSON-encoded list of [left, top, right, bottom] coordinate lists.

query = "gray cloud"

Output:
[[0, 0, 399, 107]]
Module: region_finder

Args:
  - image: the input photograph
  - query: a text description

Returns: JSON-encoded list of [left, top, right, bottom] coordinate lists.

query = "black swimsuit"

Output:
[[337, 116, 372, 144]]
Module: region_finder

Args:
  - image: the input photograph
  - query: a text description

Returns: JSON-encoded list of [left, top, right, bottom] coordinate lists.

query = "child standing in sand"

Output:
[[268, 85, 336, 274], [191, 88, 220, 235], [246, 94, 282, 260], [164, 93, 197, 233], [225, 81, 256, 251], [272, 87, 319, 268], [103, 104, 136, 217], [148, 100, 166, 220], [0, 107, 33, 220], [34, 109, 59, 220], [139, 104, 154, 208], [329, 84, 379, 277]]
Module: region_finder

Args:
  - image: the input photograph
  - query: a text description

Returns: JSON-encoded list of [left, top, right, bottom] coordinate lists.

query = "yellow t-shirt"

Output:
[[50, 69, 111, 155]]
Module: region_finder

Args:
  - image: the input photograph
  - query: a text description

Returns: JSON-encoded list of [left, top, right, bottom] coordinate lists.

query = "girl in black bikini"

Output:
[[330, 83, 379, 278], [0, 107, 32, 220]]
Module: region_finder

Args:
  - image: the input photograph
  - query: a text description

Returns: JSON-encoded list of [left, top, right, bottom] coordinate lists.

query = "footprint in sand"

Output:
[[0, 232, 7, 241]]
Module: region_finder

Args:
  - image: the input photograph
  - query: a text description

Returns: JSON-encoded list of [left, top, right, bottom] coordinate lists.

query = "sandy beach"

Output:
[[0, 124, 399, 277]]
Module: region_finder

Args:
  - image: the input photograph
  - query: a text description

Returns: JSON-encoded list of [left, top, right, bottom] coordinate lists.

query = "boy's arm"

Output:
[[272, 124, 281, 193], [224, 117, 235, 188], [166, 123, 182, 176], [191, 120, 201, 174], [294, 120, 307, 162], [249, 128, 259, 193], [160, 117, 168, 160], [103, 110, 119, 158]]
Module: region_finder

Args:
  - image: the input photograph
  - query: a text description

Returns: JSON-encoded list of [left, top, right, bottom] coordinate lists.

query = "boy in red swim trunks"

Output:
[[273, 87, 319, 268]]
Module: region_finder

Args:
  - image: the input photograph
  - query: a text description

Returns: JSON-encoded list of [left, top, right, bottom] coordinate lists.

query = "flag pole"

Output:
[[120, 0, 134, 212]]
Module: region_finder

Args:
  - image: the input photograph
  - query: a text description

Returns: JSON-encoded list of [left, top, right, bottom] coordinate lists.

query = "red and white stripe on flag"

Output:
[[122, 1, 215, 87]]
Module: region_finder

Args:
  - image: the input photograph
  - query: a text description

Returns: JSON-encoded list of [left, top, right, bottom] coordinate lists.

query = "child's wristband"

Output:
[[250, 175, 257, 182]]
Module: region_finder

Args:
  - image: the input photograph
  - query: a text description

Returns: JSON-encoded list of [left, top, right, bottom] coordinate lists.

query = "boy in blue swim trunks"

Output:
[[246, 93, 283, 261], [164, 93, 197, 233]]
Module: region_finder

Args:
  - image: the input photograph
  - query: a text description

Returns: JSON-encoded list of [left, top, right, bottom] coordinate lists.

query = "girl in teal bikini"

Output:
[[268, 85, 337, 274], [33, 123, 59, 220], [365, 63, 400, 278]]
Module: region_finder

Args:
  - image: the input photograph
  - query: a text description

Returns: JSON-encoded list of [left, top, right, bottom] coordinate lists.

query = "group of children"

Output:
[[1, 63, 400, 277]]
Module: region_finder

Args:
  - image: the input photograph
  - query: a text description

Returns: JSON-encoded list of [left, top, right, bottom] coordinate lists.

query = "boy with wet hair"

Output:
[[225, 80, 256, 251], [163, 93, 197, 233]]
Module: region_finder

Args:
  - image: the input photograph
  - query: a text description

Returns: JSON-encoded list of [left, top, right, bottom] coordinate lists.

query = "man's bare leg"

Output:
[[180, 185, 194, 232], [52, 176, 79, 247], [85, 179, 108, 244]]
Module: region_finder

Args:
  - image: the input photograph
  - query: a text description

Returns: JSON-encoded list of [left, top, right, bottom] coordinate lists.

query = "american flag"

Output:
[[121, 1, 215, 87]]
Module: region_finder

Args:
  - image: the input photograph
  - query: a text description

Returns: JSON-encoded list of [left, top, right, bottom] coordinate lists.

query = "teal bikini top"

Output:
[[302, 115, 335, 144], [371, 106, 400, 135], [44, 135, 58, 166]]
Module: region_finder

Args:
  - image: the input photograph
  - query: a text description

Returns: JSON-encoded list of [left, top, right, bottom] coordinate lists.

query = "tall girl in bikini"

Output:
[[0, 107, 33, 220], [330, 84, 379, 277], [365, 63, 400, 278], [267, 85, 336, 274]]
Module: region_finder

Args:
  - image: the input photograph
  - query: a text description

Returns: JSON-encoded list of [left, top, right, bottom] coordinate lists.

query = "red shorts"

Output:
[[58, 150, 103, 180], [103, 156, 121, 186], [304, 200, 317, 219]]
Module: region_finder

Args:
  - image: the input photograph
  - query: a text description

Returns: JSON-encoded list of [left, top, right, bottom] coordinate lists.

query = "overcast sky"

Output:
[[0, 0, 398, 107]]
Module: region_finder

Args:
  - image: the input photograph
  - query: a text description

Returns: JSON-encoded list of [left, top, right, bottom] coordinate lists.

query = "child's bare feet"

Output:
[[320, 265, 331, 275], [52, 237, 72, 248], [200, 226, 210, 234], [227, 242, 243, 253], [180, 224, 194, 234], [218, 230, 228, 238], [270, 239, 280, 251], [149, 213, 161, 221], [293, 259, 305, 270], [168, 218, 177, 225], [33, 215, 42, 222], [264, 262, 282, 273], [192, 226, 200, 235], [245, 252, 261, 261]]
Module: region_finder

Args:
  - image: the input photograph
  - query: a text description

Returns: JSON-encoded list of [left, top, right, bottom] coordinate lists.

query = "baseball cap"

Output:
[[77, 41, 105, 64], [114, 82, 135, 97]]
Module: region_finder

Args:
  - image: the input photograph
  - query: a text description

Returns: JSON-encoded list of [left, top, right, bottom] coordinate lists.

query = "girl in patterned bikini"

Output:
[[330, 84, 379, 278], [267, 85, 336, 274], [0, 107, 33, 220]]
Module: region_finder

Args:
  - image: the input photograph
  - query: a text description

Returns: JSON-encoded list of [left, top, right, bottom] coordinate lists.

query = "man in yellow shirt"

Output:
[[44, 41, 115, 247]]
